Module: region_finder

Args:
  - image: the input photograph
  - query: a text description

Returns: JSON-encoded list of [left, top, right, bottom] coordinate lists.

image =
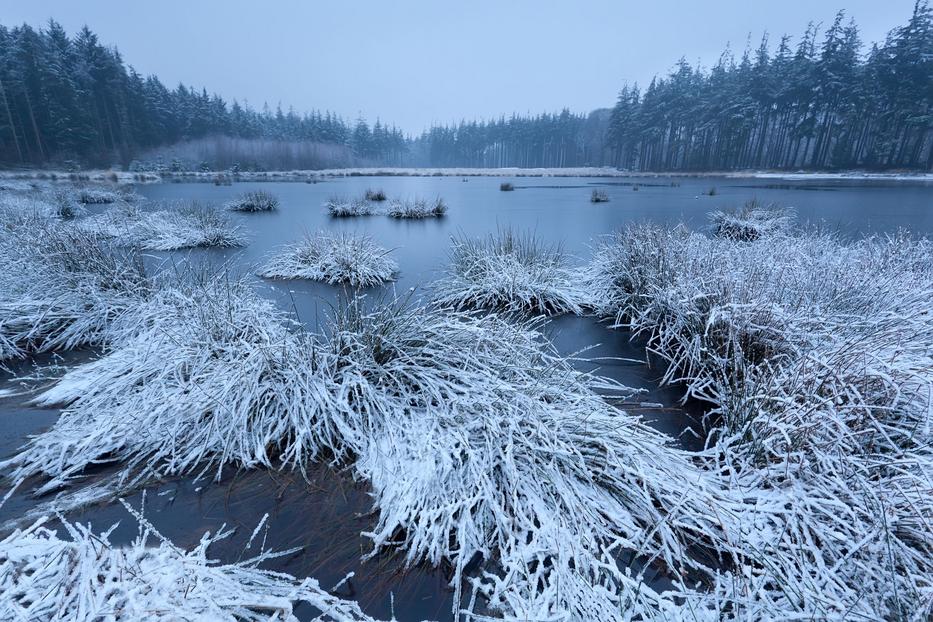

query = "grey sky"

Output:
[[2, 0, 919, 135]]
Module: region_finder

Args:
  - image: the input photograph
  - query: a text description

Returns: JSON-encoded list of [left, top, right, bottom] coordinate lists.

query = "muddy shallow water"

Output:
[[2, 174, 932, 620]]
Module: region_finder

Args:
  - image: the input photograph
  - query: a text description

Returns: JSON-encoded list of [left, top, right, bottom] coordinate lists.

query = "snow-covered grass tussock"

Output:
[[258, 231, 397, 286], [364, 188, 387, 201], [0, 507, 386, 621], [590, 189, 610, 202], [708, 199, 794, 241], [433, 228, 586, 315], [588, 214, 933, 619], [326, 196, 378, 217], [82, 200, 247, 250], [386, 198, 447, 219], [3, 287, 742, 620], [0, 204, 149, 361], [76, 187, 120, 204], [226, 190, 279, 212]]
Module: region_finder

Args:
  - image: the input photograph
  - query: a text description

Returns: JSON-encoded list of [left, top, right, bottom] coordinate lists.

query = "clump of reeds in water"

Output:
[[709, 199, 793, 241], [500, 182, 515, 191], [225, 189, 279, 212], [364, 188, 387, 202], [705, 186, 718, 196], [433, 227, 586, 315], [76, 188, 119, 204], [587, 210, 933, 620], [258, 231, 397, 287], [386, 197, 446, 219], [590, 189, 610, 202], [79, 200, 246, 250], [0, 502, 386, 621], [0, 202, 149, 361], [325, 196, 378, 217], [52, 189, 82, 219]]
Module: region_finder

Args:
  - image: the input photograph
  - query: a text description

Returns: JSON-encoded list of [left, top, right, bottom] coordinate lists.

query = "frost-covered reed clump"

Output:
[[258, 231, 397, 286], [226, 189, 279, 212], [590, 189, 610, 202], [709, 199, 793, 241], [326, 196, 378, 217], [364, 188, 387, 201], [83, 201, 246, 250], [0, 509, 386, 621], [0, 206, 149, 361], [76, 187, 119, 204], [434, 228, 586, 314], [386, 197, 447, 218], [588, 214, 933, 620], [4, 290, 741, 620]]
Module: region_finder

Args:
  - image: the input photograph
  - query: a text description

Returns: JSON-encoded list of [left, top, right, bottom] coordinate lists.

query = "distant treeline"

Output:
[[0, 3, 930, 171], [0, 22, 406, 168], [420, 3, 932, 171], [604, 4, 933, 171]]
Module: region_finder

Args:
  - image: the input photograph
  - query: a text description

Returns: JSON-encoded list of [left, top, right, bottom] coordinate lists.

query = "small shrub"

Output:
[[590, 190, 610, 203], [500, 182, 515, 191], [226, 190, 279, 212]]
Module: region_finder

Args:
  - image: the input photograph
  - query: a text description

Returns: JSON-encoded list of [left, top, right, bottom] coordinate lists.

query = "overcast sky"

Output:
[[2, 1, 920, 135]]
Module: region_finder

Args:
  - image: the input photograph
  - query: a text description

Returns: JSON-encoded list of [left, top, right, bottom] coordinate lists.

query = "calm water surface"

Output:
[[1, 175, 931, 620]]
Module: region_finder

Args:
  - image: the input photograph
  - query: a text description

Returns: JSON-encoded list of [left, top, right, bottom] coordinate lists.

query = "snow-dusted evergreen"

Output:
[[226, 190, 279, 212], [385, 198, 447, 219], [434, 228, 585, 314], [588, 213, 933, 619], [258, 231, 397, 286], [0, 506, 385, 621]]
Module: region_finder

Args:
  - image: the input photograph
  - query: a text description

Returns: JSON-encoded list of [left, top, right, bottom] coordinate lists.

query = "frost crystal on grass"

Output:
[[433, 228, 586, 315], [258, 231, 397, 286], [0, 507, 385, 621]]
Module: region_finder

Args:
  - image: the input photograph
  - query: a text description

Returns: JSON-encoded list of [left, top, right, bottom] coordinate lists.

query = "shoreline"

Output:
[[1, 167, 931, 185]]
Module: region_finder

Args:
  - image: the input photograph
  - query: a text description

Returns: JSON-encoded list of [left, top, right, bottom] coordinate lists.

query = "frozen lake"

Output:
[[2, 174, 932, 620]]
